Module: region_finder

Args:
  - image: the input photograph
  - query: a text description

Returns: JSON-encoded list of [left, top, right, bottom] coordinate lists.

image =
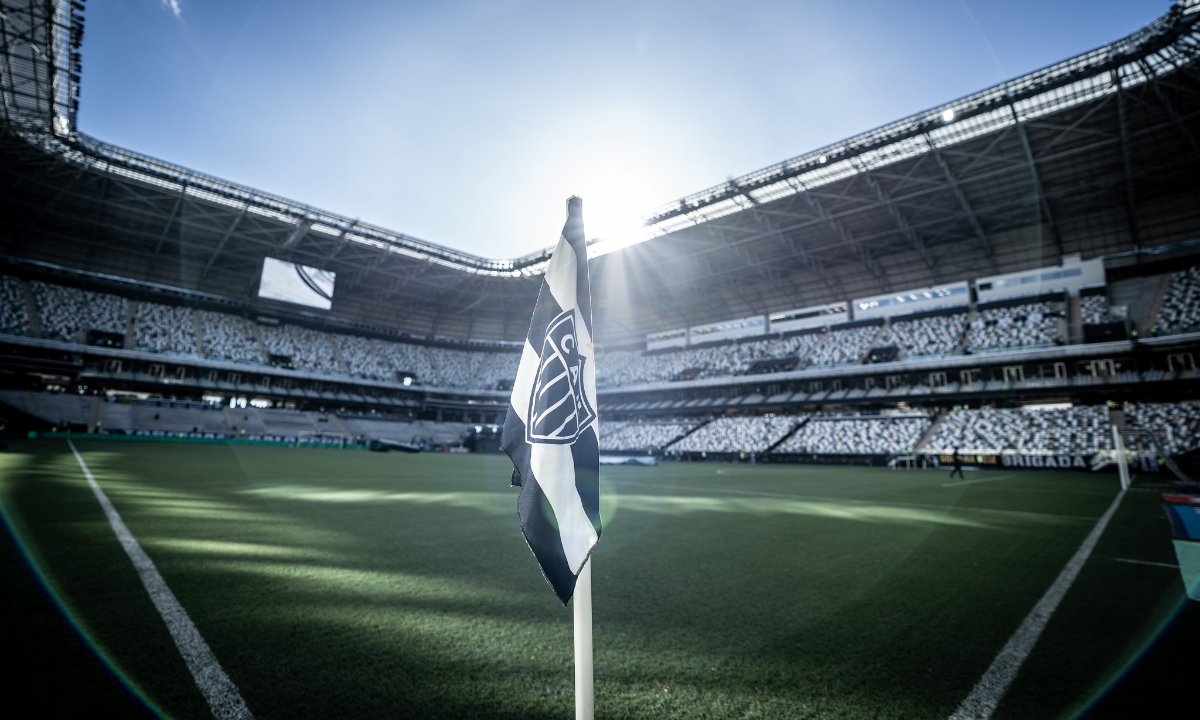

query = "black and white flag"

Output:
[[502, 196, 601, 604]]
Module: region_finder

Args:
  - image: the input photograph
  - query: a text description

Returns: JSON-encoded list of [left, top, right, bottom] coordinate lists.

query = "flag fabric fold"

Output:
[[502, 196, 601, 604]]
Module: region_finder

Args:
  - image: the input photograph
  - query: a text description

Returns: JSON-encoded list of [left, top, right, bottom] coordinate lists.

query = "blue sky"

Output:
[[79, 0, 1168, 259]]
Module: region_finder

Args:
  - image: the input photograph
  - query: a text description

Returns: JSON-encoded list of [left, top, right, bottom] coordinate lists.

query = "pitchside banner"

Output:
[[1000, 454, 1090, 470], [927, 453, 1093, 470]]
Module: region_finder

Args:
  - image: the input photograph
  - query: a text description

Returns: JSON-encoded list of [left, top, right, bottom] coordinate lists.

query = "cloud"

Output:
[[161, 0, 181, 18]]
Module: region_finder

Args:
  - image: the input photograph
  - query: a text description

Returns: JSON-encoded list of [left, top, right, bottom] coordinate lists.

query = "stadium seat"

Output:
[[776, 417, 929, 455]]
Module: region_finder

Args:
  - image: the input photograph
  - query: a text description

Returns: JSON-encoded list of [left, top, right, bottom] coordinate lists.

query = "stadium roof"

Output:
[[2, 0, 1199, 344]]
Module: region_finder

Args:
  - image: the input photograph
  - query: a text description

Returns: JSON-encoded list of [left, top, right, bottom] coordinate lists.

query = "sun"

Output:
[[564, 153, 664, 257]]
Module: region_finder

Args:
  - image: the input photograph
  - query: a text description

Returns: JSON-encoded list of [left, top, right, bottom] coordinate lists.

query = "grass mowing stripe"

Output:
[[948, 488, 1127, 720], [613, 480, 1100, 521], [67, 440, 255, 720], [943, 475, 1014, 488]]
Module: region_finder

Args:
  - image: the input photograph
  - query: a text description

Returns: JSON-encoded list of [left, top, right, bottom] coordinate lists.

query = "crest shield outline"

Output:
[[526, 309, 596, 444]]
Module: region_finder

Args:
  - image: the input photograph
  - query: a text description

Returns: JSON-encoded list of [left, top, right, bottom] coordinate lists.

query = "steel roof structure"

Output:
[[2, 0, 1200, 345]]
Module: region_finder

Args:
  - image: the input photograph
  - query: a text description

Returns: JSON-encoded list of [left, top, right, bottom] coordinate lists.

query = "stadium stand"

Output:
[[31, 281, 127, 342], [736, 333, 823, 371], [420, 420, 474, 445], [373, 339, 437, 385], [0, 275, 29, 336], [595, 345, 726, 387], [599, 419, 697, 452], [339, 414, 433, 443], [198, 310, 263, 363], [332, 334, 394, 381], [876, 315, 966, 358], [925, 406, 1111, 455], [966, 302, 1059, 352], [1125, 402, 1200, 457], [254, 408, 326, 437], [259, 323, 341, 374], [672, 415, 798, 453], [596, 333, 823, 388], [1152, 265, 1200, 336], [427, 346, 521, 389], [775, 416, 930, 455], [103, 402, 229, 434], [808, 325, 877, 366], [1080, 295, 1110, 325], [0, 390, 92, 426], [134, 302, 196, 355]]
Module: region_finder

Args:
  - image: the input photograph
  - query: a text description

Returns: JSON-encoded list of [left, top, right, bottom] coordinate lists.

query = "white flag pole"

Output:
[[574, 557, 594, 720], [1112, 425, 1131, 490]]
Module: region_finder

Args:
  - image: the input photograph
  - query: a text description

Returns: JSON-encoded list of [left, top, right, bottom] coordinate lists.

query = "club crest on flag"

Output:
[[527, 309, 596, 444]]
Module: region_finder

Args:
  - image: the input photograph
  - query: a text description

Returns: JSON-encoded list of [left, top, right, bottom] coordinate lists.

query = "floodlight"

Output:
[[941, 109, 955, 122]]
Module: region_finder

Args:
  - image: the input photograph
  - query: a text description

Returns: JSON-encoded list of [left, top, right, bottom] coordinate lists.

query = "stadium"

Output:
[[2, 0, 1200, 718]]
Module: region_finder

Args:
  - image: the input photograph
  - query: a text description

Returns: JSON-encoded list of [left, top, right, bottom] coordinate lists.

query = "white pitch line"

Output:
[[68, 440, 254, 720], [943, 474, 1013, 488], [614, 480, 1099, 522], [1110, 557, 1178, 569], [948, 488, 1127, 720]]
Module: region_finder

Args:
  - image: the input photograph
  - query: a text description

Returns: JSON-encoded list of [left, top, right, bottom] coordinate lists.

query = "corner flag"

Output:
[[502, 196, 601, 604]]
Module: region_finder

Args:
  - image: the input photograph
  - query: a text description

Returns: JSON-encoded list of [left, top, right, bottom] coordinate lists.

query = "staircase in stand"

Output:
[[765, 415, 810, 455], [914, 413, 945, 452], [662, 416, 715, 451]]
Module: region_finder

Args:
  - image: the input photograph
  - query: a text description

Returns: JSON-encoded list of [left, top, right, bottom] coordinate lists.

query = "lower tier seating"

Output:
[[776, 417, 929, 455], [600, 419, 697, 452], [671, 415, 799, 453], [925, 405, 1110, 456]]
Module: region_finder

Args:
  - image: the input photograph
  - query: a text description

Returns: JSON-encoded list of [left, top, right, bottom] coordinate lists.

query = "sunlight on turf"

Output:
[[615, 493, 990, 528], [237, 485, 512, 515], [144, 538, 342, 561], [206, 559, 538, 605], [44, 451, 281, 523]]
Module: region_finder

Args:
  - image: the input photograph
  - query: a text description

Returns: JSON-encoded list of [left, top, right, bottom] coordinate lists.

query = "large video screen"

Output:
[[258, 257, 335, 310]]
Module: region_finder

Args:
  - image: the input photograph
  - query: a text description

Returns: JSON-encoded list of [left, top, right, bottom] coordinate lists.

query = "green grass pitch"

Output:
[[0, 439, 1191, 719]]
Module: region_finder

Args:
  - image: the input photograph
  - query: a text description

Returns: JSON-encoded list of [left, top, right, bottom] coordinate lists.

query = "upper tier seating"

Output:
[[427, 346, 521, 389], [333, 334, 394, 381], [374, 340, 437, 384], [0, 275, 29, 336], [808, 325, 878, 366], [198, 311, 263, 363], [672, 415, 798, 453], [1153, 265, 1200, 336], [925, 406, 1110, 455], [966, 302, 1059, 352], [596, 347, 720, 387], [1080, 295, 1110, 325], [1125, 402, 1200, 457], [599, 419, 697, 451], [134, 302, 196, 355], [32, 281, 127, 341], [877, 314, 965, 357], [596, 333, 822, 388], [260, 323, 341, 374], [776, 417, 930, 455]]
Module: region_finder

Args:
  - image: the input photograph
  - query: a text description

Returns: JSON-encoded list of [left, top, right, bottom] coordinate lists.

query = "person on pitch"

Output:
[[949, 448, 964, 480]]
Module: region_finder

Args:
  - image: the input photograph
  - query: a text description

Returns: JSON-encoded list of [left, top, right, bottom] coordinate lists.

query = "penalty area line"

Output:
[[948, 488, 1127, 720], [68, 440, 254, 720]]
